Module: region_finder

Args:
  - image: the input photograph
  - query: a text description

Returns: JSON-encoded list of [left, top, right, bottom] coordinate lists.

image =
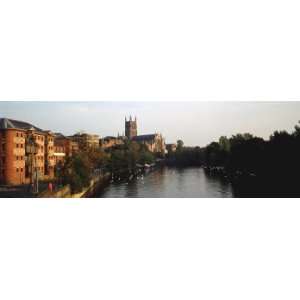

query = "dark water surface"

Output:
[[95, 167, 233, 198]]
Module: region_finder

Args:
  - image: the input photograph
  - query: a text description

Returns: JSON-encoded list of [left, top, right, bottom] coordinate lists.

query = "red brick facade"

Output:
[[54, 144, 66, 166], [0, 128, 56, 185], [54, 136, 79, 157], [0, 129, 26, 185]]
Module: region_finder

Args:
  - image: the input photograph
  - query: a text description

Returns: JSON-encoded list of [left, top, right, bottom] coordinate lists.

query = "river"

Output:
[[95, 167, 234, 198]]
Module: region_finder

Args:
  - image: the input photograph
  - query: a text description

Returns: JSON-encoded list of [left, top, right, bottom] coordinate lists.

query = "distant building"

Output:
[[132, 134, 166, 154], [125, 116, 165, 154], [100, 136, 125, 150], [166, 143, 177, 153], [70, 133, 100, 150], [0, 118, 55, 185], [53, 144, 65, 166], [54, 133, 79, 157]]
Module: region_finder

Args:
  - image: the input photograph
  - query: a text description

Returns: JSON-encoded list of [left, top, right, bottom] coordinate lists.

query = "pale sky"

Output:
[[0, 101, 299, 147]]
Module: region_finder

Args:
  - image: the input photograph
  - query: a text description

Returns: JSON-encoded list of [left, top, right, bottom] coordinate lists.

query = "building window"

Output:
[[20, 144, 23, 148], [16, 143, 19, 148], [20, 168, 23, 172], [16, 132, 19, 137], [16, 156, 18, 160], [16, 168, 19, 172]]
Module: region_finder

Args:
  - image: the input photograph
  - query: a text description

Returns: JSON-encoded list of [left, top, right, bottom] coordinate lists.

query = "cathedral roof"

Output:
[[132, 134, 157, 142], [103, 136, 117, 140]]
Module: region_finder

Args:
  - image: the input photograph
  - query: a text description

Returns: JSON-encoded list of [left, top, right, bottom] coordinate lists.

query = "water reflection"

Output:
[[95, 167, 233, 198]]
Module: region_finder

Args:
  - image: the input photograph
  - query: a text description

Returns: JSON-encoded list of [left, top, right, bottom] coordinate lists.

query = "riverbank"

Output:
[[39, 173, 111, 198]]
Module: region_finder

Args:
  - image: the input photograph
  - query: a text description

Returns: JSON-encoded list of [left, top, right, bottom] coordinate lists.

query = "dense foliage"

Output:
[[61, 142, 156, 192], [167, 140, 204, 166], [167, 122, 300, 195], [107, 141, 155, 173], [61, 149, 109, 193]]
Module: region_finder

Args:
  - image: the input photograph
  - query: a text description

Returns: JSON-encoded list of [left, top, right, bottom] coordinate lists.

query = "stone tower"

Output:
[[125, 116, 137, 139]]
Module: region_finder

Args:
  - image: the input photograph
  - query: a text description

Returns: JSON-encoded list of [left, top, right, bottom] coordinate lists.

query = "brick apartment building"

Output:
[[54, 144, 65, 166], [0, 118, 56, 185], [70, 133, 100, 150], [42, 133, 80, 175], [54, 133, 79, 165]]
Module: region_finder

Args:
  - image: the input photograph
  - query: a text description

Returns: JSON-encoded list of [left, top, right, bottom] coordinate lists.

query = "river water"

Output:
[[95, 167, 234, 198]]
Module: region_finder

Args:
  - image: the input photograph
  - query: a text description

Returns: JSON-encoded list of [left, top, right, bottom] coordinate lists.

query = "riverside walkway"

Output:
[[0, 182, 50, 198]]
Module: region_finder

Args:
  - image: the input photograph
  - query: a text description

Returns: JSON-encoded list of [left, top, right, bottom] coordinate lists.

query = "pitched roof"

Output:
[[54, 132, 69, 139], [132, 134, 157, 142], [0, 118, 43, 132]]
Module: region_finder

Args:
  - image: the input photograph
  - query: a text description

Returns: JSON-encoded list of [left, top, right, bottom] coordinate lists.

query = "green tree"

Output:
[[293, 120, 300, 137], [176, 140, 184, 151], [62, 152, 93, 193], [219, 136, 230, 152], [138, 150, 155, 165]]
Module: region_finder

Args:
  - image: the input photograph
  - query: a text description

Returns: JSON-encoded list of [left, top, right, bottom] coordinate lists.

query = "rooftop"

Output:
[[103, 136, 117, 140], [0, 118, 43, 132], [132, 134, 158, 142]]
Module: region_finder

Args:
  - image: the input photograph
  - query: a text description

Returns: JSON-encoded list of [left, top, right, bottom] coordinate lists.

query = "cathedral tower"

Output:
[[125, 116, 137, 139]]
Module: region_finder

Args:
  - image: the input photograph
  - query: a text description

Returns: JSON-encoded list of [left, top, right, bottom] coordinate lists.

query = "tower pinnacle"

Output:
[[125, 115, 137, 139]]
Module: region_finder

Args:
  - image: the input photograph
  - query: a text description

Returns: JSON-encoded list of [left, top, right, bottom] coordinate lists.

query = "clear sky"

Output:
[[0, 101, 299, 147]]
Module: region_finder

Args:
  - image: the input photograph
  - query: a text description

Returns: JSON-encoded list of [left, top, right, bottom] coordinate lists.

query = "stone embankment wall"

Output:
[[39, 173, 111, 198]]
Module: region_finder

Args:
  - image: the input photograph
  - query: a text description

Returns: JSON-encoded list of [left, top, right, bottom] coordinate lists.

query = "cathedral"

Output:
[[100, 116, 166, 155], [125, 116, 166, 155]]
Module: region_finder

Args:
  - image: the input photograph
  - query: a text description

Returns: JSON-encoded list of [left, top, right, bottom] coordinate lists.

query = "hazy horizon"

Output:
[[0, 101, 299, 147]]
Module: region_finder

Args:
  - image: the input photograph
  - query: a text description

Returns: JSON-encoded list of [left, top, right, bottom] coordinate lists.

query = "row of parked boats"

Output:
[[203, 165, 257, 181], [110, 159, 164, 183]]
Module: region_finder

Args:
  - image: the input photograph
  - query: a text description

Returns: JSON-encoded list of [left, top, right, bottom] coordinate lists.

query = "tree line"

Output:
[[58, 141, 156, 193], [167, 122, 300, 195]]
